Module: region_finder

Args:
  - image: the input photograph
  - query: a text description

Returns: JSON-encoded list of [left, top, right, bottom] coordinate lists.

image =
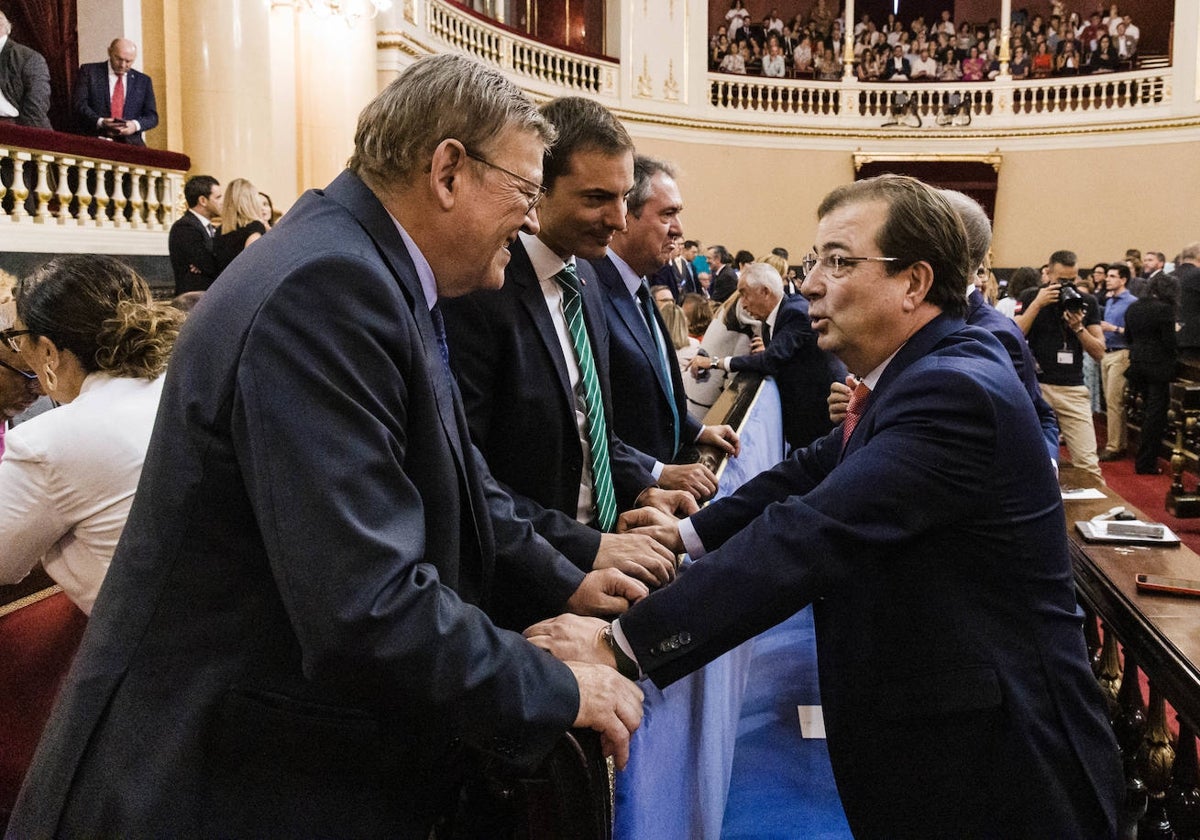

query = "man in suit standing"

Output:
[[0, 12, 50, 128], [592, 155, 740, 465], [441, 96, 704, 589], [706, 244, 738, 302], [168, 174, 223, 295], [9, 54, 646, 838], [1174, 242, 1200, 354], [527, 175, 1124, 838], [72, 38, 157, 145]]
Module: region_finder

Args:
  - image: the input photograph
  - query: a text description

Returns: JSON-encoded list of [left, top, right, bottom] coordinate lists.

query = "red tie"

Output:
[[841, 381, 872, 449], [111, 75, 125, 120]]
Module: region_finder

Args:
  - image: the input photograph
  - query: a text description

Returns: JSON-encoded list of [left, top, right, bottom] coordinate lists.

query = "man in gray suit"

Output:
[[0, 12, 50, 128]]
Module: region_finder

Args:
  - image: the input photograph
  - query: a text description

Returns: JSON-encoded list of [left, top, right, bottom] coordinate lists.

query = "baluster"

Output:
[[94, 162, 112, 226], [55, 159, 73, 223], [1096, 623, 1122, 719], [112, 165, 129, 228], [1114, 651, 1149, 827], [1082, 605, 1102, 670], [147, 170, 163, 230], [0, 148, 9, 218], [1137, 686, 1176, 838], [77, 160, 95, 225], [1165, 722, 1200, 839], [31, 154, 51, 222], [9, 151, 30, 222], [130, 168, 147, 228]]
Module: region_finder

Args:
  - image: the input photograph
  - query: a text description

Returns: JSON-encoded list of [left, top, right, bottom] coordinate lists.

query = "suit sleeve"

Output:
[[992, 328, 1060, 462], [728, 309, 814, 376], [19, 50, 51, 129], [133, 73, 158, 132], [624, 365, 1001, 687], [234, 255, 578, 767], [72, 66, 103, 133]]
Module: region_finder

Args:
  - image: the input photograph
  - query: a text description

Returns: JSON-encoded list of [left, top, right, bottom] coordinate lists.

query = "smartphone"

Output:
[[1135, 574, 1200, 598]]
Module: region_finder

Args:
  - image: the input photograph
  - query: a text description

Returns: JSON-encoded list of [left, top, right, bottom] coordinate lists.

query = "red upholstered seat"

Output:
[[0, 588, 88, 820]]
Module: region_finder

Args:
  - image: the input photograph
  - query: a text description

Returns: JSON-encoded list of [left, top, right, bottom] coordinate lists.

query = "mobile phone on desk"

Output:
[[1135, 574, 1200, 598]]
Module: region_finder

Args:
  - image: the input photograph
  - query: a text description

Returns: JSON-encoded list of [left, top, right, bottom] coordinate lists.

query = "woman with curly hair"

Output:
[[0, 255, 184, 613]]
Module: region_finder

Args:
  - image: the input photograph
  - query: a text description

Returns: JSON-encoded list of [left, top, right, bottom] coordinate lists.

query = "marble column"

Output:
[[842, 0, 855, 80]]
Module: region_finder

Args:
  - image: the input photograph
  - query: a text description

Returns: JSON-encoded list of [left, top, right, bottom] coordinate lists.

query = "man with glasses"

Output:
[[9, 55, 647, 838], [0, 282, 42, 458], [442, 96, 710, 591], [526, 175, 1123, 838]]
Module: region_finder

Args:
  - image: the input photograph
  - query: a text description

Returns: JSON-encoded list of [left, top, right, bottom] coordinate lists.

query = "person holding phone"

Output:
[[72, 38, 158, 145]]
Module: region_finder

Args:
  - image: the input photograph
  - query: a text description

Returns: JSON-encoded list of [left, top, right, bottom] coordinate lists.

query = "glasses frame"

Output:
[[802, 251, 903, 279], [464, 150, 548, 214], [0, 329, 32, 354], [0, 357, 38, 381]]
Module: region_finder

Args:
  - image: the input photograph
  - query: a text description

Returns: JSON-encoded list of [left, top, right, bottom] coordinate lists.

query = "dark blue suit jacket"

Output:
[[620, 315, 1122, 838], [441, 238, 657, 571], [8, 171, 582, 838], [727, 294, 844, 449], [967, 288, 1060, 461], [592, 255, 702, 463], [72, 61, 158, 145]]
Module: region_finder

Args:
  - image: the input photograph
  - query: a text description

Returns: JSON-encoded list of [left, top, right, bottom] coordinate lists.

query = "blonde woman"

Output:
[[0, 256, 183, 613], [213, 178, 268, 274]]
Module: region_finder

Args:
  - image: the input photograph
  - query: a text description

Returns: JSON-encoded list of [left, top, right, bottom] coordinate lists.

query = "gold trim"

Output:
[[0, 585, 64, 619], [853, 151, 1004, 172]]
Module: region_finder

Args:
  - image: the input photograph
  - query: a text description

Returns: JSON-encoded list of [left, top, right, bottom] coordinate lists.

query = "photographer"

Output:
[[1016, 250, 1104, 479]]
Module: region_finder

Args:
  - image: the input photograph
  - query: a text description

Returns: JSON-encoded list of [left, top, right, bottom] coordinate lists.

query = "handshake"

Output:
[[526, 505, 686, 769]]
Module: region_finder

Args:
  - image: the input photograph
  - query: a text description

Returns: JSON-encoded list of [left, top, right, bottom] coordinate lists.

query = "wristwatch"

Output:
[[602, 624, 640, 681]]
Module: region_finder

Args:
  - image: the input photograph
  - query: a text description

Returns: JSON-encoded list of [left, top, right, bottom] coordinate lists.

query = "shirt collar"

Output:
[[764, 297, 782, 330], [606, 250, 644, 297], [389, 213, 438, 310], [520, 231, 576, 283], [859, 344, 904, 391]]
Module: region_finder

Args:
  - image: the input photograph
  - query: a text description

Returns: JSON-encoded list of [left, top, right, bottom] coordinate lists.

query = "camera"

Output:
[[1057, 281, 1086, 314]]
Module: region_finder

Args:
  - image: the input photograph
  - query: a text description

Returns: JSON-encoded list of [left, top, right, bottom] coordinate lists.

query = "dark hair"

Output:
[[1146, 273, 1181, 311], [183, 175, 219, 208], [628, 155, 677, 217], [1107, 262, 1131, 282], [681, 293, 712, 335], [817, 174, 969, 319], [1048, 249, 1077, 268], [683, 240, 699, 250], [771, 246, 789, 260], [734, 249, 755, 268], [16, 255, 183, 379], [709, 245, 731, 265], [1091, 262, 1109, 274], [1006, 267, 1041, 300], [539, 96, 633, 192]]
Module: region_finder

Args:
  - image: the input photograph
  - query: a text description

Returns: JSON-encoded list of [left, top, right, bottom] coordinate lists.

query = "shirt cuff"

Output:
[[651, 461, 664, 480], [610, 619, 643, 679], [678, 517, 707, 559]]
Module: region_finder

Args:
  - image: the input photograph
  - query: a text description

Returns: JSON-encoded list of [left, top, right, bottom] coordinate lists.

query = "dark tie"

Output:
[[638, 280, 681, 454], [762, 322, 772, 346], [429, 302, 452, 373], [842, 381, 872, 450], [206, 223, 216, 238], [111, 74, 125, 120], [554, 265, 618, 531]]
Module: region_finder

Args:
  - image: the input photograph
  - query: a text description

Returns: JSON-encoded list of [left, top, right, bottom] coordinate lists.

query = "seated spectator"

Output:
[[1080, 12, 1105, 53], [761, 38, 786, 77], [0, 256, 183, 613], [258, 192, 276, 229], [660, 301, 699, 371], [1010, 44, 1032, 79], [961, 45, 986, 81], [681, 293, 713, 340], [937, 47, 962, 81], [995, 266, 1043, 319], [1089, 35, 1118, 73], [650, 284, 674, 309], [1121, 15, 1140, 43], [880, 44, 911, 80], [213, 178, 268, 274], [815, 41, 840, 80], [719, 43, 746, 74], [1031, 41, 1055, 77], [1113, 22, 1137, 63], [954, 21, 974, 57], [683, 290, 757, 420], [1056, 40, 1082, 74], [792, 34, 814, 74], [911, 46, 938, 79], [0, 273, 42, 459], [0, 11, 52, 129], [711, 33, 730, 68]]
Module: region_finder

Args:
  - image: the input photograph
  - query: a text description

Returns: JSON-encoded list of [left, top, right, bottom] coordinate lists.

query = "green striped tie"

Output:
[[555, 264, 618, 532]]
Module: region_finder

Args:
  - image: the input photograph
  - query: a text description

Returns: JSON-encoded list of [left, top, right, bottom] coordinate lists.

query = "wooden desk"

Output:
[[1062, 465, 1200, 731]]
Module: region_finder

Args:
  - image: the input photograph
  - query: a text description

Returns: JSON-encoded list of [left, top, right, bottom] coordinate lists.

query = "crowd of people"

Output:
[[4, 46, 1196, 839], [711, 2, 1144, 81]]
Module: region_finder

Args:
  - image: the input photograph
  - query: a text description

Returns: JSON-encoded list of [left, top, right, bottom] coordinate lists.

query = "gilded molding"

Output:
[[636, 56, 653, 99], [853, 151, 1003, 172], [664, 60, 679, 102]]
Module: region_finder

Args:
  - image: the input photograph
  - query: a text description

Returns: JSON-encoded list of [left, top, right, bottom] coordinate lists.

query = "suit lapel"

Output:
[[508, 239, 576, 410], [596, 258, 672, 401]]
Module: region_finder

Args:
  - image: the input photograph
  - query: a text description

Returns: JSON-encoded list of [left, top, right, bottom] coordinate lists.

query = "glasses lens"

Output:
[[802, 254, 818, 275]]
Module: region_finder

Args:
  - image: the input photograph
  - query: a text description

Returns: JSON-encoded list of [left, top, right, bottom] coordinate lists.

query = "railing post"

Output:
[[34, 154, 53, 223], [54, 159, 73, 224], [93, 162, 112, 227]]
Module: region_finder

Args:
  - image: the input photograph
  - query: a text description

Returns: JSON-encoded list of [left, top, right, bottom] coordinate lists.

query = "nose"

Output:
[[604, 198, 628, 233], [800, 270, 823, 300], [522, 204, 540, 236], [668, 214, 683, 239]]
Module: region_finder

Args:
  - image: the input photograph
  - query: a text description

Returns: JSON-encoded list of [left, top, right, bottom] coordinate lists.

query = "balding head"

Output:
[[108, 39, 137, 75]]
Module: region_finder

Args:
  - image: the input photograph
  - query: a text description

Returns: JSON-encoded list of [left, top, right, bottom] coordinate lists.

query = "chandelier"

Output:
[[298, 0, 393, 26]]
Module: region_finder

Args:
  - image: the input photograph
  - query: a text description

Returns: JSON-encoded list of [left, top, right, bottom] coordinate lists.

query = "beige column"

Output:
[[842, 0, 855, 80], [998, 0, 1012, 77]]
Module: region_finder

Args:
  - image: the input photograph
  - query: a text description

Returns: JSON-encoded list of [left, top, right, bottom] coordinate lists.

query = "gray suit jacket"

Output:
[[0, 38, 51, 128]]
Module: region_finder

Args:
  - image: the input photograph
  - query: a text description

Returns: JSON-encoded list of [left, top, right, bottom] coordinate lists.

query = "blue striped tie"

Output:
[[639, 280, 681, 455], [555, 264, 618, 532]]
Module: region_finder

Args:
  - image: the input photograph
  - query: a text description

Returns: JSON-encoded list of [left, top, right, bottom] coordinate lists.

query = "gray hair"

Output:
[[348, 54, 554, 188], [940, 189, 992, 283], [1181, 242, 1200, 262], [628, 155, 677, 217], [739, 261, 785, 297]]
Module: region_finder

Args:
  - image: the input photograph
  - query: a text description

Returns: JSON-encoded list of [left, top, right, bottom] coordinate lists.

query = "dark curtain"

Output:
[[5, 0, 77, 132], [856, 160, 998, 223]]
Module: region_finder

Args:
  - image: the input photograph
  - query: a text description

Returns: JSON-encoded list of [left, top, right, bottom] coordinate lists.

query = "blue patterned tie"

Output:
[[639, 280, 681, 455], [554, 264, 617, 532], [429, 302, 452, 373]]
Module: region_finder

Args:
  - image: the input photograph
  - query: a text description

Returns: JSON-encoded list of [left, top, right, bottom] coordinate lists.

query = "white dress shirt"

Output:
[[0, 373, 164, 613]]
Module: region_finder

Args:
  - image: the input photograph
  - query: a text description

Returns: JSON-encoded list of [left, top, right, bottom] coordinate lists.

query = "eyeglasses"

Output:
[[801, 251, 902, 279], [464, 150, 548, 213], [0, 357, 37, 381], [0, 329, 32, 353]]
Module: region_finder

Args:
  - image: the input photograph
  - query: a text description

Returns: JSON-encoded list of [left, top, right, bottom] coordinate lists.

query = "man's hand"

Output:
[[749, 335, 765, 354], [828, 374, 857, 424], [565, 660, 643, 770], [657, 463, 717, 500], [565, 568, 649, 617], [1063, 308, 1085, 332], [594, 532, 677, 588], [688, 354, 714, 379], [697, 424, 740, 457], [1029, 282, 1061, 313], [618, 506, 686, 554], [525, 614, 611, 666], [637, 486, 700, 517]]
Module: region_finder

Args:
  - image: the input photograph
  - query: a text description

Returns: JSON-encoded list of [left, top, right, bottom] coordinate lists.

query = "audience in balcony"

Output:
[[0, 11, 51, 129], [0, 255, 183, 614], [719, 43, 747, 74], [213, 178, 268, 275], [762, 38, 786, 78], [1031, 41, 1055, 77], [725, 0, 750, 43], [961, 46, 986, 81], [1113, 22, 1137, 62], [910, 45, 938, 79], [1056, 39, 1083, 74], [1089, 34, 1119, 73], [879, 45, 910, 81], [938, 47, 963, 81]]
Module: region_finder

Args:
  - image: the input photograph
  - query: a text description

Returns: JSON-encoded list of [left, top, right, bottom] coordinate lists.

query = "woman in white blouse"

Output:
[[0, 255, 183, 613]]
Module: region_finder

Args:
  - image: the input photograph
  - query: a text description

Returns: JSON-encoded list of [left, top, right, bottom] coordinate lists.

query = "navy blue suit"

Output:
[[72, 62, 158, 145], [7, 171, 583, 838], [620, 315, 1123, 838], [440, 238, 657, 572], [967, 288, 1060, 461], [592, 255, 702, 463], [728, 294, 845, 449]]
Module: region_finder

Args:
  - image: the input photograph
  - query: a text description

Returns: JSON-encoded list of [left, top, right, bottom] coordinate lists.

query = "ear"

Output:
[[900, 261, 935, 312], [28, 335, 59, 369], [429, 139, 469, 212]]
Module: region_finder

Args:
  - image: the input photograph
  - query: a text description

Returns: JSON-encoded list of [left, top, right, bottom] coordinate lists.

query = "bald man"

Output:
[[72, 38, 158, 145]]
